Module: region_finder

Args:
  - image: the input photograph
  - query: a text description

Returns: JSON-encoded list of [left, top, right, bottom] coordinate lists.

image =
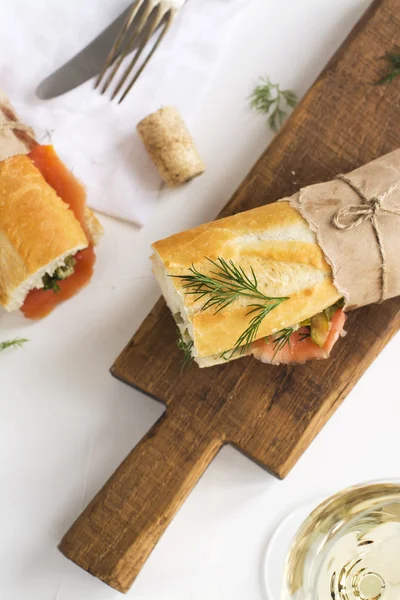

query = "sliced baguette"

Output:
[[0, 155, 89, 311], [0, 91, 103, 245]]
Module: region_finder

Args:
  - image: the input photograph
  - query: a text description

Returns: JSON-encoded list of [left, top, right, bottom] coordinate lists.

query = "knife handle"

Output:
[[59, 409, 222, 593]]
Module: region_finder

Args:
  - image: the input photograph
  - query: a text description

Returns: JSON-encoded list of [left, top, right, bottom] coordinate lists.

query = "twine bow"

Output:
[[0, 120, 32, 135], [333, 173, 400, 302]]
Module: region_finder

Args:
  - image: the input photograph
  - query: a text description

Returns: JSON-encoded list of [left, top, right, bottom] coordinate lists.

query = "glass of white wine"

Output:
[[264, 482, 400, 600]]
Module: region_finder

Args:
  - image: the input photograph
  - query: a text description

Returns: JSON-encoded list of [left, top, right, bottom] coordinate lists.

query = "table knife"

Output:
[[36, 4, 140, 100]]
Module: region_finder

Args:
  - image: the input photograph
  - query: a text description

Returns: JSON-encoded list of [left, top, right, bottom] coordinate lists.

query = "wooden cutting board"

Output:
[[60, 0, 400, 593]]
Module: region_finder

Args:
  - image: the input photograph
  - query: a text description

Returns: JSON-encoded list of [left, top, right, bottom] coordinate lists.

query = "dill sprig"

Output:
[[268, 326, 311, 361], [227, 298, 286, 358], [176, 330, 194, 370], [176, 257, 284, 312], [377, 51, 400, 85], [42, 275, 61, 293], [175, 257, 288, 358], [270, 327, 296, 357], [298, 330, 311, 342], [0, 338, 29, 352], [249, 77, 297, 131]]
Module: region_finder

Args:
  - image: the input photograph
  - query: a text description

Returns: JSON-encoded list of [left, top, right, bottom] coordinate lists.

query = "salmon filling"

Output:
[[21, 145, 95, 320], [252, 306, 346, 365]]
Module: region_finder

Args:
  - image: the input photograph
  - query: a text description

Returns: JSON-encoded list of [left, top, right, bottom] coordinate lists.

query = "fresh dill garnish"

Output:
[[42, 275, 61, 293], [267, 326, 311, 361], [270, 327, 296, 357], [0, 338, 29, 352], [249, 77, 297, 131], [174, 257, 288, 358], [176, 329, 194, 370], [225, 298, 286, 359], [42, 256, 77, 294], [298, 330, 311, 342], [175, 257, 285, 312], [377, 51, 400, 85]]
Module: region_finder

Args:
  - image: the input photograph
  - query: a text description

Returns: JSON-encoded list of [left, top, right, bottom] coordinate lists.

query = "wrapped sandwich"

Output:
[[152, 150, 400, 367], [0, 95, 103, 319]]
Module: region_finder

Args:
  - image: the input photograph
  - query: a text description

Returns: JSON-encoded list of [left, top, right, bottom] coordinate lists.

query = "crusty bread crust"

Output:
[[152, 201, 341, 363], [84, 206, 104, 246], [0, 155, 88, 310], [0, 92, 103, 247]]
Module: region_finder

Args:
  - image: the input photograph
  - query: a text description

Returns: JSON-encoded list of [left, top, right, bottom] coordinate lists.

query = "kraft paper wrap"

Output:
[[0, 90, 34, 159], [287, 149, 400, 310]]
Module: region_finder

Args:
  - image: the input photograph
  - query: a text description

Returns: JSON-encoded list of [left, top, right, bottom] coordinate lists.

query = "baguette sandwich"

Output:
[[153, 147, 400, 368], [0, 145, 103, 319], [152, 201, 345, 367]]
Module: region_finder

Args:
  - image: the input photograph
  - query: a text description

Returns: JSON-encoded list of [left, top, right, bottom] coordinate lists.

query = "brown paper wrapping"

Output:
[[137, 106, 205, 187], [287, 149, 400, 310], [0, 90, 35, 159]]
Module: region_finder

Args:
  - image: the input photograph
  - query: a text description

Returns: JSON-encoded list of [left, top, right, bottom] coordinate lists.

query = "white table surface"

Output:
[[2, 0, 399, 598]]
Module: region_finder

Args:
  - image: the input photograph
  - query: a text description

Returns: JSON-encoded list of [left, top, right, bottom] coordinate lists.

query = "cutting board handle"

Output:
[[59, 409, 222, 593]]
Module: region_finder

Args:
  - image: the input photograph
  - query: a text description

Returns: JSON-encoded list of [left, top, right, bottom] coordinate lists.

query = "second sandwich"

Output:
[[0, 145, 103, 319]]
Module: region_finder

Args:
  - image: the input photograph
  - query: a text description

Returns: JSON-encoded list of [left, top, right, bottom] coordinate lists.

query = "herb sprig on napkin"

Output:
[[0, 338, 29, 353], [250, 77, 297, 131]]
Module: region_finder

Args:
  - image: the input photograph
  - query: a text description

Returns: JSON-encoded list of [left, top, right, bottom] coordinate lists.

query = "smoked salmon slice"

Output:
[[21, 247, 95, 320], [251, 308, 346, 365]]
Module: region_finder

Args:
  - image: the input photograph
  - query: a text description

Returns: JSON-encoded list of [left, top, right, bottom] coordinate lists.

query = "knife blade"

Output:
[[36, 4, 137, 100]]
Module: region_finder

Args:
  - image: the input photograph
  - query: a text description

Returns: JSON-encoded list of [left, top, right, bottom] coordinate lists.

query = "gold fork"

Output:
[[95, 0, 183, 104]]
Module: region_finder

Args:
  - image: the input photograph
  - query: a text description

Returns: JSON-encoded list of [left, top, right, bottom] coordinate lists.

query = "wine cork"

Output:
[[137, 106, 205, 187]]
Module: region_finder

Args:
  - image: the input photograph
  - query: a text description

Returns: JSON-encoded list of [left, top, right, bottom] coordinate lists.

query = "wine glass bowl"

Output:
[[284, 482, 400, 600]]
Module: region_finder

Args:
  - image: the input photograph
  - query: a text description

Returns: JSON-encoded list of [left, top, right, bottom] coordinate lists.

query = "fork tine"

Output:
[[110, 4, 165, 101], [111, 4, 165, 100], [100, 1, 155, 94], [94, 0, 148, 90], [117, 13, 174, 104]]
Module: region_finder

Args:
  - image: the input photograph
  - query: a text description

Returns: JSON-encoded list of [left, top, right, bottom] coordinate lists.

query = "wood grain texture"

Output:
[[60, 0, 400, 593]]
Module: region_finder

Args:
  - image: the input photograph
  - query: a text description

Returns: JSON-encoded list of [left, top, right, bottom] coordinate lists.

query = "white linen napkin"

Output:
[[0, 0, 252, 226]]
